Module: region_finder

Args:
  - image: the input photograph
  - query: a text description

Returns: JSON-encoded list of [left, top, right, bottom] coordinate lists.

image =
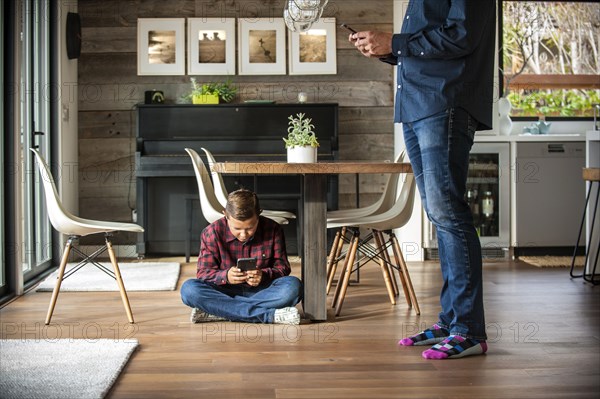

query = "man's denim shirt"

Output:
[[381, 0, 496, 130]]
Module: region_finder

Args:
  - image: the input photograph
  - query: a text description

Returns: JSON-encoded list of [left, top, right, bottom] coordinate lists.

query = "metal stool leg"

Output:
[[583, 182, 599, 285], [571, 180, 600, 285], [570, 183, 592, 278]]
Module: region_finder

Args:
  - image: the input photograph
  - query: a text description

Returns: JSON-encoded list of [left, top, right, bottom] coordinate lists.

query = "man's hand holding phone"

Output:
[[341, 23, 358, 42], [343, 23, 393, 58]]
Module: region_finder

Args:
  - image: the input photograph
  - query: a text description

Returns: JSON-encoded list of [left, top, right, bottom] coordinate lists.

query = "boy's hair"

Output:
[[225, 189, 262, 221]]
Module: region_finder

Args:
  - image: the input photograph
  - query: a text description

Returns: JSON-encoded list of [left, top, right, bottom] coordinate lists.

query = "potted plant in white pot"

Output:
[[283, 113, 319, 163]]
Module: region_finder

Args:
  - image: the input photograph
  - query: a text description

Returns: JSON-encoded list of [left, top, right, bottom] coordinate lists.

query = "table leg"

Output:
[[136, 176, 147, 258], [302, 174, 327, 321], [185, 198, 193, 263]]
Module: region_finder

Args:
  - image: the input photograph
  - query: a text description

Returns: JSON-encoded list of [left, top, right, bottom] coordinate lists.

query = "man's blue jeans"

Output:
[[403, 108, 487, 340], [180, 276, 303, 323]]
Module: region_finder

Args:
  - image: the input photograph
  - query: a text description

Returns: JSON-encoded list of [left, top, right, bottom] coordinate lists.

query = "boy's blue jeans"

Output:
[[180, 276, 303, 323]]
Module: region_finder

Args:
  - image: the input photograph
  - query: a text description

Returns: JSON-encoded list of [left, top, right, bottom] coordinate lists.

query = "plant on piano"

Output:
[[187, 77, 237, 104], [284, 113, 319, 163], [283, 113, 319, 148]]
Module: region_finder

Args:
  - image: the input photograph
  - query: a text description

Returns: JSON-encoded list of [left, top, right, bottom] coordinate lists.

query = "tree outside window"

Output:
[[501, 1, 600, 118]]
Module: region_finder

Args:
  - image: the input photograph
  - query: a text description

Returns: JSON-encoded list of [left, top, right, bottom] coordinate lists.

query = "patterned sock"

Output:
[[190, 308, 228, 323], [398, 324, 450, 346], [422, 335, 488, 360], [273, 307, 300, 325]]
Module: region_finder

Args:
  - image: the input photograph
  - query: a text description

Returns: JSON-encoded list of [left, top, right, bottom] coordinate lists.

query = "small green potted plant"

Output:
[[283, 113, 319, 163], [189, 77, 237, 104]]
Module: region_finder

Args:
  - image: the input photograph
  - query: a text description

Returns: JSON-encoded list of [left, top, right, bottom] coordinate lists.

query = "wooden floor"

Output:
[[1, 257, 599, 398]]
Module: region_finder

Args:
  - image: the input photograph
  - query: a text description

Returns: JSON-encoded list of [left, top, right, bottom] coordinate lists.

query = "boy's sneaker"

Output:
[[273, 307, 300, 325], [190, 308, 228, 323]]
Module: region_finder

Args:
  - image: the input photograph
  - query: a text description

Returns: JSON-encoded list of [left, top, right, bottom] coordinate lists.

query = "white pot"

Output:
[[498, 97, 513, 136], [287, 146, 317, 163]]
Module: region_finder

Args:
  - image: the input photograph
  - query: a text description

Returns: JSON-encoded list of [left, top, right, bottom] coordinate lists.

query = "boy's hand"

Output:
[[245, 269, 263, 287], [227, 267, 248, 285]]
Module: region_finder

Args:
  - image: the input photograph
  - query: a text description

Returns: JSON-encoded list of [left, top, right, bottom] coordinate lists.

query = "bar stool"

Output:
[[570, 168, 599, 285]]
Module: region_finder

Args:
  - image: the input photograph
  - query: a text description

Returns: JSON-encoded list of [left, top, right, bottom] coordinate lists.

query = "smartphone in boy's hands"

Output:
[[237, 257, 257, 272]]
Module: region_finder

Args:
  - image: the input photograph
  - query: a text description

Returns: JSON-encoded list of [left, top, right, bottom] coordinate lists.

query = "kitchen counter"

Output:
[[475, 119, 594, 142], [475, 133, 585, 143]]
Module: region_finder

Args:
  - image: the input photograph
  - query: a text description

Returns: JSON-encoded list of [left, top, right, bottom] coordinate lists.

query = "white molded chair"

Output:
[[326, 171, 420, 316], [185, 148, 290, 227], [31, 148, 144, 325], [325, 151, 406, 292], [327, 151, 405, 222], [200, 147, 297, 220], [185, 148, 227, 224]]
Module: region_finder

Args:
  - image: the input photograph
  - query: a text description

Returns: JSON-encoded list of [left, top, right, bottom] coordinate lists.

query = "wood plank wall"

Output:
[[78, 0, 395, 245]]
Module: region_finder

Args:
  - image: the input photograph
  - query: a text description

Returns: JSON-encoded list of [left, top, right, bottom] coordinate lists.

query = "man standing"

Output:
[[181, 189, 302, 325], [349, 0, 495, 359]]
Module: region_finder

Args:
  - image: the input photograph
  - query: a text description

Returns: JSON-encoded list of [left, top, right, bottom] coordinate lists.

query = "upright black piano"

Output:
[[135, 103, 339, 258]]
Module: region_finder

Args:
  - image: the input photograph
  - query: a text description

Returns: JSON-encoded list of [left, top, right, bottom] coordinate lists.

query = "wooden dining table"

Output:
[[212, 161, 413, 321]]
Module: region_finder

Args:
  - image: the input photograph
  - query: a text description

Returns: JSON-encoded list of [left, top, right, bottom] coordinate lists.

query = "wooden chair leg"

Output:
[[388, 235, 412, 308], [335, 227, 347, 260], [373, 231, 396, 305], [326, 228, 342, 294], [331, 254, 348, 308], [388, 250, 400, 297], [334, 232, 360, 316], [332, 229, 355, 307], [331, 248, 349, 308], [376, 230, 399, 296], [106, 237, 135, 323], [384, 251, 400, 297], [327, 227, 349, 294], [390, 233, 420, 315], [45, 238, 74, 325]]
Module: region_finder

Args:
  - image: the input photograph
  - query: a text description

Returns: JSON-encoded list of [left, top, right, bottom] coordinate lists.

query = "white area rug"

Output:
[[36, 262, 180, 291], [0, 339, 138, 399]]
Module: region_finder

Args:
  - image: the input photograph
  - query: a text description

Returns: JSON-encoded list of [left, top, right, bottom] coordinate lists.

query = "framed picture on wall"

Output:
[[137, 18, 185, 75], [288, 18, 337, 75], [188, 18, 236, 75], [238, 18, 286, 75]]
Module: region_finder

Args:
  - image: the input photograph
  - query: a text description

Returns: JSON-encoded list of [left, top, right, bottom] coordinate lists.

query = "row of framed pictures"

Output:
[[137, 17, 337, 76]]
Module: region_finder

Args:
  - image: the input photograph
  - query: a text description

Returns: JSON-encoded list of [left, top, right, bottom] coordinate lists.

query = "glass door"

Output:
[[468, 142, 510, 249], [1, 0, 6, 296], [21, 0, 53, 279], [424, 142, 510, 258]]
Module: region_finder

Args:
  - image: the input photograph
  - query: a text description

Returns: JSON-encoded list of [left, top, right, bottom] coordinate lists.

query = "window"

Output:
[[500, 1, 600, 118], [1, 0, 56, 303]]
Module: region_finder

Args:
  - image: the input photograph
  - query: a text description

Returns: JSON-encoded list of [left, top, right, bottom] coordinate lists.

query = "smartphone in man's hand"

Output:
[[340, 23, 357, 34], [237, 257, 257, 272]]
